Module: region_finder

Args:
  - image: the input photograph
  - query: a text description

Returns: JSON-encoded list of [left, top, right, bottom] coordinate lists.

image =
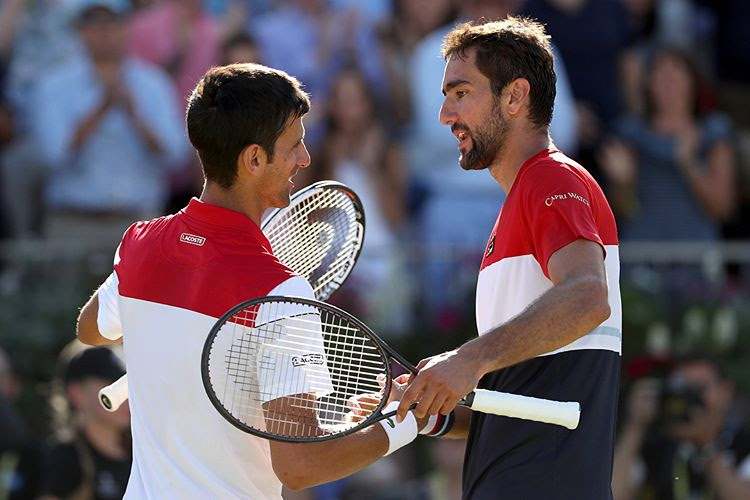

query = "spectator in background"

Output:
[[376, 0, 459, 128], [523, 0, 631, 183], [612, 352, 750, 500], [39, 344, 131, 500], [3, 0, 84, 118], [704, 0, 750, 130], [599, 47, 735, 241], [128, 0, 221, 211], [219, 31, 262, 66], [1, 0, 80, 243], [0, 346, 43, 500], [309, 67, 411, 334], [29, 0, 187, 250], [700, 0, 750, 242], [0, 0, 23, 241], [128, 0, 221, 111], [250, 0, 389, 144]]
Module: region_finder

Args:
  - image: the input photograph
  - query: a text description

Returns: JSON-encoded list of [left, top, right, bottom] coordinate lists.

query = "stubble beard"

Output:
[[459, 101, 508, 171]]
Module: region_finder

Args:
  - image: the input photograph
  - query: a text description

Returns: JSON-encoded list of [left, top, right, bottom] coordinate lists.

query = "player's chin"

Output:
[[275, 196, 292, 209], [459, 155, 489, 171], [275, 185, 293, 207]]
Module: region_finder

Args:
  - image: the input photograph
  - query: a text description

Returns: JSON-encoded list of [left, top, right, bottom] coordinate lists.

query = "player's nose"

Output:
[[297, 143, 311, 169], [439, 99, 455, 126]]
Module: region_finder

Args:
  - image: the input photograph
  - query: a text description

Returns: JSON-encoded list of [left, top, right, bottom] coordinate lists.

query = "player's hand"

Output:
[[598, 139, 636, 186], [390, 374, 430, 431], [626, 378, 659, 430], [396, 349, 482, 423], [345, 393, 381, 423]]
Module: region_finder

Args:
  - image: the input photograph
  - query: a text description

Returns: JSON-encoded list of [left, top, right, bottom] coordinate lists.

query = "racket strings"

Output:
[[207, 300, 387, 439], [270, 201, 357, 285], [264, 189, 362, 299]]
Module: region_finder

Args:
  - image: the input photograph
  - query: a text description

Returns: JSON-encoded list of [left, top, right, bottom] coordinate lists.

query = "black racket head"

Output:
[[261, 181, 365, 302], [201, 295, 393, 443]]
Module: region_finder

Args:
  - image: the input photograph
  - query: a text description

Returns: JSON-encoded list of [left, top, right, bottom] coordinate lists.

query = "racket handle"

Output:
[[99, 374, 129, 412], [464, 389, 580, 430]]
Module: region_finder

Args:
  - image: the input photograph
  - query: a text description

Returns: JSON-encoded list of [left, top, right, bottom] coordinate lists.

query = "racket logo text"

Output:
[[180, 233, 206, 246], [291, 353, 325, 367]]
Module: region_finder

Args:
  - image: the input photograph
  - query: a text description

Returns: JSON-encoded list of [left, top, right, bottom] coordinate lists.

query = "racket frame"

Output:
[[261, 180, 365, 302], [201, 295, 405, 443]]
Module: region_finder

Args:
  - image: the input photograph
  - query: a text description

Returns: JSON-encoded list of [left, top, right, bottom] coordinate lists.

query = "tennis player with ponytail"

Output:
[[75, 63, 424, 498]]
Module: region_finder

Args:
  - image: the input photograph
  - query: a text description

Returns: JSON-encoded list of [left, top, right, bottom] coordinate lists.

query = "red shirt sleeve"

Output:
[[520, 164, 605, 279]]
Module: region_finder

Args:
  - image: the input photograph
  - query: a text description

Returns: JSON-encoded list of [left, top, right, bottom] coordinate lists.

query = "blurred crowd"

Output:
[[0, 0, 749, 498], [0, 0, 748, 328]]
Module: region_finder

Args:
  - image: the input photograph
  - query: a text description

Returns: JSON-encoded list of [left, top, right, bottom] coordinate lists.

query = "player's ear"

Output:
[[506, 78, 530, 117], [238, 144, 267, 177]]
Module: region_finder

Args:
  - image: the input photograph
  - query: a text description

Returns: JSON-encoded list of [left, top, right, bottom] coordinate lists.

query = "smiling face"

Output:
[[439, 48, 510, 171], [258, 116, 311, 209]]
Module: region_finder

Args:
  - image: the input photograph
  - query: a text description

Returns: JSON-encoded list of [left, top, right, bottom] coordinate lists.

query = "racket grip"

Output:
[[464, 389, 580, 430], [99, 374, 128, 412]]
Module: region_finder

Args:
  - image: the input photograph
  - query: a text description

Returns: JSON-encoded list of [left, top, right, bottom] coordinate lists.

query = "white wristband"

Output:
[[378, 401, 418, 456]]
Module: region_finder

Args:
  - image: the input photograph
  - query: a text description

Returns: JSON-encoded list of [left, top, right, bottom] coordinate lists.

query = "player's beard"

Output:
[[458, 100, 509, 171]]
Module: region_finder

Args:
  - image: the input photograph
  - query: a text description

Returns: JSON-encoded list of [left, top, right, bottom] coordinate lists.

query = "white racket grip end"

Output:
[[99, 375, 128, 412], [468, 389, 580, 430]]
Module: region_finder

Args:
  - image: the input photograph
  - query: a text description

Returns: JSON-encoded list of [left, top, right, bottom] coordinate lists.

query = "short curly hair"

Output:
[[441, 16, 556, 129]]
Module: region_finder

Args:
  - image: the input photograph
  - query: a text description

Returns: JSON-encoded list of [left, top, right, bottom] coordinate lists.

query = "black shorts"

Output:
[[462, 350, 620, 500]]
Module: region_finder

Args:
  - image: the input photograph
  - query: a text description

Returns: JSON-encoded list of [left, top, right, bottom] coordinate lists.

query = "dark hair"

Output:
[[441, 16, 556, 129], [64, 346, 125, 385], [672, 351, 728, 381], [186, 63, 310, 189]]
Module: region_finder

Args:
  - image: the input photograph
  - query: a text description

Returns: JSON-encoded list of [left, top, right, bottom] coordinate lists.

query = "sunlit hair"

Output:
[[187, 63, 310, 189], [441, 16, 556, 129]]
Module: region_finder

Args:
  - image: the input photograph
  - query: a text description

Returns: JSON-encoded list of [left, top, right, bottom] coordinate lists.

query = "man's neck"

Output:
[[200, 182, 265, 225], [488, 129, 551, 194]]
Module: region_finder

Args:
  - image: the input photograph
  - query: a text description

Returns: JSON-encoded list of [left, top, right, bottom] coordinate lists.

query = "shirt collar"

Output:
[[181, 198, 269, 243]]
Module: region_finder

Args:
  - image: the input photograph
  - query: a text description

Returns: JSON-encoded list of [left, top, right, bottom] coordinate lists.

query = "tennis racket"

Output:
[[99, 181, 365, 412], [201, 296, 581, 443]]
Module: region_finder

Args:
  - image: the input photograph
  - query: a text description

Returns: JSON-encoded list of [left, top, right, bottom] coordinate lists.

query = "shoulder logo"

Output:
[[180, 233, 206, 246], [545, 192, 590, 207], [385, 417, 395, 428], [485, 234, 495, 258]]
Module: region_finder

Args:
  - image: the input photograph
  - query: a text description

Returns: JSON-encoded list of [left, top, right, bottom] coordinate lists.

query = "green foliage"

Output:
[[0, 264, 106, 433]]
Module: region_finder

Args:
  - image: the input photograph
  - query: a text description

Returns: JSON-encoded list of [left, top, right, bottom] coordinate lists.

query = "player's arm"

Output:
[[269, 419, 390, 490], [267, 386, 426, 490], [468, 238, 609, 371], [77, 273, 123, 346], [397, 238, 610, 420]]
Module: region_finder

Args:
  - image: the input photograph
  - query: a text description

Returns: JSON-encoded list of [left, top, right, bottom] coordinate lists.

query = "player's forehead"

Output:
[[441, 48, 486, 93]]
